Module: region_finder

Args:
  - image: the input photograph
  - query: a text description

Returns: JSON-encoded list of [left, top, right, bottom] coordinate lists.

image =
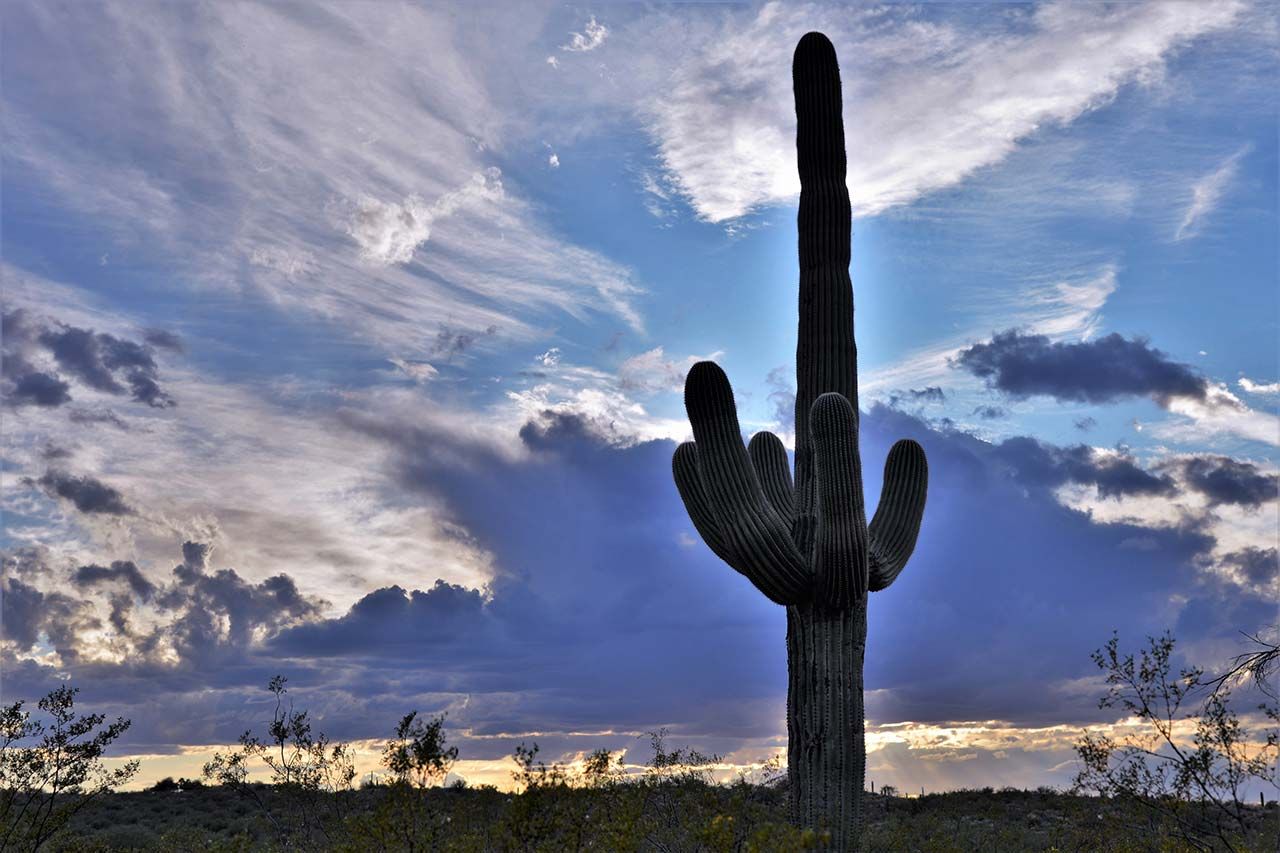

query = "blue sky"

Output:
[[2, 1, 1277, 790]]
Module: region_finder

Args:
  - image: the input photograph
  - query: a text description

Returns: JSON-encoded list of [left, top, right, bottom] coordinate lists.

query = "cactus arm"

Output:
[[672, 442, 737, 565], [683, 361, 811, 605], [868, 439, 929, 591], [748, 431, 796, 521], [809, 393, 869, 608], [791, 32, 858, 560]]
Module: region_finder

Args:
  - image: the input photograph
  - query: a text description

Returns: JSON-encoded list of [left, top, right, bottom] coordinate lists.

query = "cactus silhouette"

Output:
[[672, 32, 929, 850]]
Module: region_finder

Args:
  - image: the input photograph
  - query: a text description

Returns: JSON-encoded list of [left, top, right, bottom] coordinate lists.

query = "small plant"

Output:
[[0, 684, 138, 851]]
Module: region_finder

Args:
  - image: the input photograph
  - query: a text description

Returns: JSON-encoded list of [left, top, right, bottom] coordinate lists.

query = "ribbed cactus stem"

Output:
[[672, 31, 929, 852], [787, 600, 868, 843]]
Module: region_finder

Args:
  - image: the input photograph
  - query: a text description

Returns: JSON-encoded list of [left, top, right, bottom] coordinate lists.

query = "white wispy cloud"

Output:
[[561, 16, 608, 53], [1155, 382, 1280, 447], [346, 169, 504, 265], [1240, 377, 1280, 395], [388, 358, 440, 382], [632, 1, 1245, 222], [1174, 145, 1251, 241], [617, 346, 723, 395], [6, 1, 646, 361], [1, 270, 509, 614]]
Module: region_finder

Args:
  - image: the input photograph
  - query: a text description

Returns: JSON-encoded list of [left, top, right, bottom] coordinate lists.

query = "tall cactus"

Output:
[[672, 32, 929, 850]]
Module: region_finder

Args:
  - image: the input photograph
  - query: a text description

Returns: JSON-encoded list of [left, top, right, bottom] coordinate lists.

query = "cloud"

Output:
[[1157, 382, 1280, 447], [548, 153, 560, 169], [993, 437, 1177, 500], [1, 309, 176, 409], [431, 324, 498, 360], [4, 403, 1273, 780], [388, 358, 439, 383], [30, 470, 134, 516], [1239, 377, 1280, 395], [345, 169, 505, 266], [954, 328, 1280, 446], [74, 560, 157, 599], [0, 577, 97, 661], [888, 387, 946, 408], [4, 364, 72, 408], [955, 330, 1206, 404], [560, 16, 608, 53], [1218, 547, 1278, 586], [6, 0, 648, 359], [1073, 417, 1097, 432], [67, 407, 129, 429], [142, 329, 184, 353], [3, 542, 325, 672], [1174, 145, 1250, 241], [972, 405, 1008, 420], [617, 346, 720, 395], [1171, 456, 1278, 508], [636, 1, 1245, 221], [861, 265, 1118, 399]]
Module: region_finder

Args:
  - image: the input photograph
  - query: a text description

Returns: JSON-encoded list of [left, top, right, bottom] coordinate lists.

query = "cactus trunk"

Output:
[[671, 31, 929, 852], [787, 601, 868, 848]]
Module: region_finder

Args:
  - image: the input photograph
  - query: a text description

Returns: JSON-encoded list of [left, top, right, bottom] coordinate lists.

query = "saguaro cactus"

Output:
[[672, 32, 929, 850]]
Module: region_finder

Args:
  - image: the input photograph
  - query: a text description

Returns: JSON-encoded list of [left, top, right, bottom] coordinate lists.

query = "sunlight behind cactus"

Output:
[[672, 32, 929, 850]]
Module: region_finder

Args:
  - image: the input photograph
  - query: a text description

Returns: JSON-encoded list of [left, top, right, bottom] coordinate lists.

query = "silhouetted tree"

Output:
[[354, 712, 460, 851], [203, 675, 354, 849], [1073, 632, 1279, 853], [0, 685, 138, 851], [1206, 628, 1279, 701]]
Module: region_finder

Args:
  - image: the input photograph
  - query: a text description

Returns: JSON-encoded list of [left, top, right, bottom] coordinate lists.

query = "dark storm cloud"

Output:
[[30, 470, 134, 515], [1, 310, 177, 409], [142, 328, 184, 352], [992, 436, 1177, 499], [888, 386, 946, 407], [1219, 548, 1278, 586], [274, 580, 486, 655], [3, 542, 323, 674], [1171, 456, 1278, 508], [39, 323, 176, 408], [1073, 416, 1097, 432], [0, 577, 99, 662], [265, 402, 1241, 744], [5, 406, 1269, 757], [74, 560, 157, 599], [155, 543, 325, 664], [4, 358, 73, 407], [954, 330, 1207, 404]]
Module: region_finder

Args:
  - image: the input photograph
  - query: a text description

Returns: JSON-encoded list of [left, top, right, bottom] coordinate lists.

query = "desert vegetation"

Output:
[[1, 631, 1275, 852]]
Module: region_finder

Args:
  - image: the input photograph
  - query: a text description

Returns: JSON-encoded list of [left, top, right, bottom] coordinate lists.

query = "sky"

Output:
[[1, 0, 1277, 793]]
